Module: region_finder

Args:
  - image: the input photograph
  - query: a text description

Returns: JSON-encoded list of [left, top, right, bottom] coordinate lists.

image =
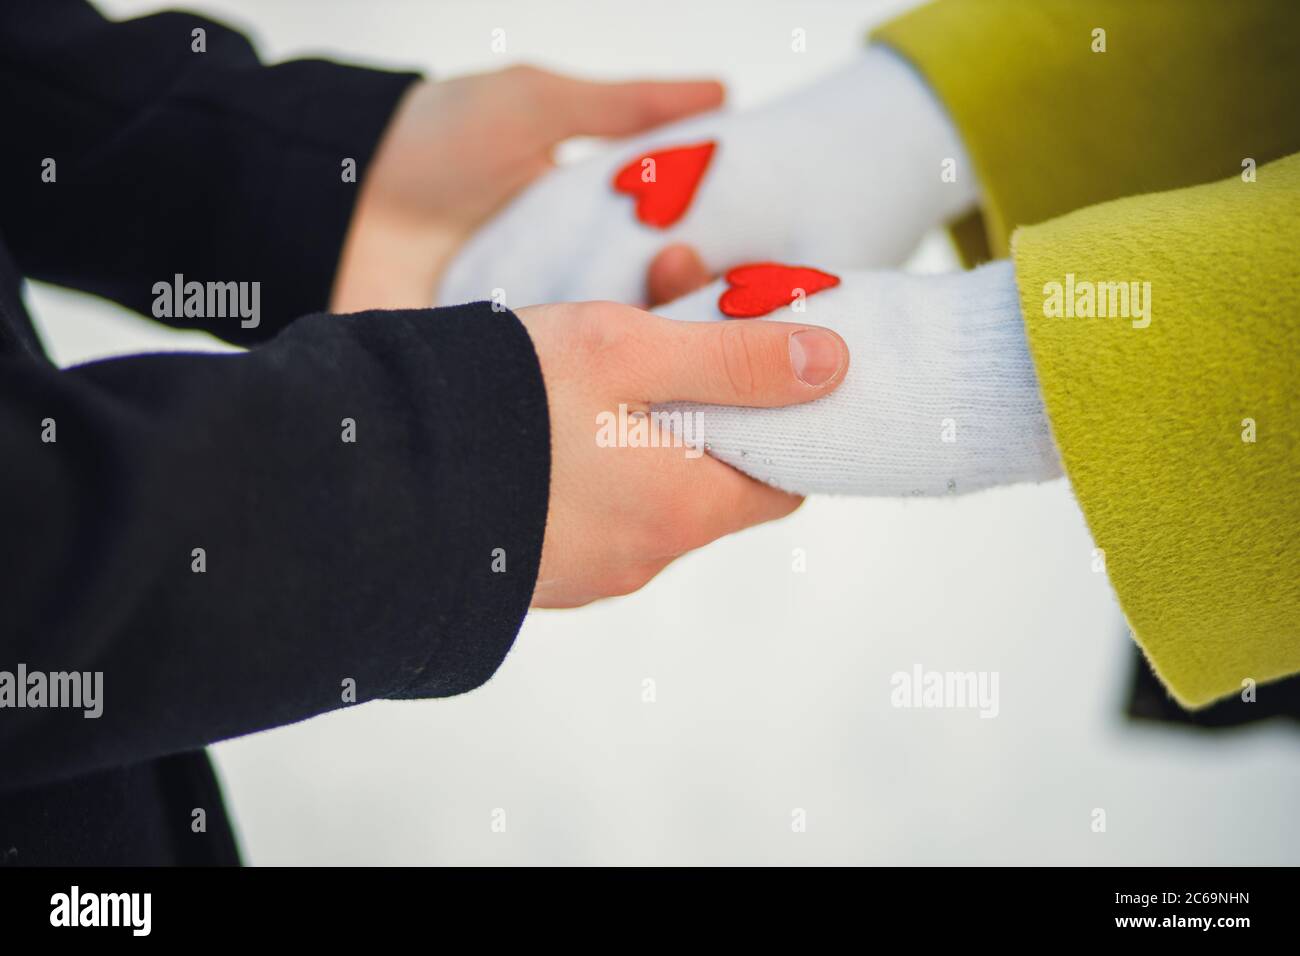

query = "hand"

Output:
[[331, 67, 725, 312], [517, 301, 849, 608], [440, 47, 979, 311], [649, 261, 1063, 498]]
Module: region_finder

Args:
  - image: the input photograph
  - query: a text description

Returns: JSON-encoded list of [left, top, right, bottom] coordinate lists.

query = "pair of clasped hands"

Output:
[[332, 68, 855, 608]]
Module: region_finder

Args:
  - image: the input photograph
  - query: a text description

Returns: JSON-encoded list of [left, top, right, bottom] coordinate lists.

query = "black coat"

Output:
[[0, 0, 550, 865]]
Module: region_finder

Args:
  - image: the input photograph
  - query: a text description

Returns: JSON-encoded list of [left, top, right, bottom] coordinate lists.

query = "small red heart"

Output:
[[718, 263, 840, 318], [612, 141, 716, 229]]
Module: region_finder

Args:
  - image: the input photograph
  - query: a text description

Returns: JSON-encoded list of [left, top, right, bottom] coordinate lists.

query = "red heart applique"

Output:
[[718, 263, 840, 318], [612, 141, 716, 228]]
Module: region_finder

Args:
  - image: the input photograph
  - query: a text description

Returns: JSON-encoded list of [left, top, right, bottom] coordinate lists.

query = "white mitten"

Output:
[[654, 260, 1063, 497], [439, 46, 978, 309]]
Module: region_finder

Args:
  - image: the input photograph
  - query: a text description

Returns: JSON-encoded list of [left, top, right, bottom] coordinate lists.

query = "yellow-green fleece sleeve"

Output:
[[1011, 153, 1300, 708], [873, 0, 1300, 262]]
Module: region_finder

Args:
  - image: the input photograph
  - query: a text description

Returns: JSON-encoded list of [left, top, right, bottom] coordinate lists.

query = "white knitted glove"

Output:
[[438, 46, 978, 309], [654, 260, 1063, 497]]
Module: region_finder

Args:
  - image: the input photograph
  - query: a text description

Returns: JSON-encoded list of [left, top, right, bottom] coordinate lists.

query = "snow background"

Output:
[[32, 0, 1295, 864]]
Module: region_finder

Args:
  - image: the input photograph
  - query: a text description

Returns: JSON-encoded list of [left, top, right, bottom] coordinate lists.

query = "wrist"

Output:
[[332, 197, 458, 312], [652, 261, 1060, 497], [331, 79, 460, 312], [931, 261, 1062, 492], [868, 44, 977, 226], [844, 45, 980, 232]]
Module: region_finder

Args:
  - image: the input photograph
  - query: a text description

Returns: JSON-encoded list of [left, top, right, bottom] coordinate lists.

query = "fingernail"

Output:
[[789, 329, 842, 386]]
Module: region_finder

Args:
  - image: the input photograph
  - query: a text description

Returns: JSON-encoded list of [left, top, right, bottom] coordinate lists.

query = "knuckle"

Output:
[[715, 323, 761, 402], [505, 65, 553, 112], [737, 484, 801, 526], [606, 566, 652, 598], [580, 299, 627, 321], [566, 303, 624, 355], [506, 63, 545, 85]]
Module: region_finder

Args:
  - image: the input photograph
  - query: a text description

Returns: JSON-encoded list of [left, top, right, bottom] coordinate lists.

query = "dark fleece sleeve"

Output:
[[0, 302, 551, 791], [0, 0, 420, 345]]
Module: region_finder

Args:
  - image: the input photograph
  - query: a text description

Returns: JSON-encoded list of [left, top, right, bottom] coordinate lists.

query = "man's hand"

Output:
[[439, 48, 979, 312], [518, 301, 848, 608], [331, 67, 724, 312]]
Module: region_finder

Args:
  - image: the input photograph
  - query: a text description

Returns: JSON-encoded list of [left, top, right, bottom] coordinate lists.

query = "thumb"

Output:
[[636, 314, 849, 407], [542, 73, 725, 139]]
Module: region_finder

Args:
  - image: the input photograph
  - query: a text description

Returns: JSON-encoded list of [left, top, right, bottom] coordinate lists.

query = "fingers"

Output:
[[631, 311, 849, 407], [642, 443, 804, 556], [615, 472, 798, 596], [537, 71, 725, 139], [646, 243, 713, 306], [702, 460, 804, 537]]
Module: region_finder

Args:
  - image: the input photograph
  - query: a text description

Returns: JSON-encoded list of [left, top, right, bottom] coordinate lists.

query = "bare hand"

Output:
[[518, 301, 848, 607]]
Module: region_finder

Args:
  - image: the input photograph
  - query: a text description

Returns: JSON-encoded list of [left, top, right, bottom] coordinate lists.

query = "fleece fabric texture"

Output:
[[873, 0, 1300, 707], [873, 0, 1300, 262], [1011, 155, 1300, 708]]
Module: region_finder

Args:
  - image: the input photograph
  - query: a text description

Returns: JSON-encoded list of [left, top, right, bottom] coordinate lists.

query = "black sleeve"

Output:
[[0, 0, 419, 345], [0, 302, 551, 792]]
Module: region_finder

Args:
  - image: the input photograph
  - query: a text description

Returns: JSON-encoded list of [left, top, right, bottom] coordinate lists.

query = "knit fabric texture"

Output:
[[439, 46, 977, 309], [654, 261, 1062, 497]]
